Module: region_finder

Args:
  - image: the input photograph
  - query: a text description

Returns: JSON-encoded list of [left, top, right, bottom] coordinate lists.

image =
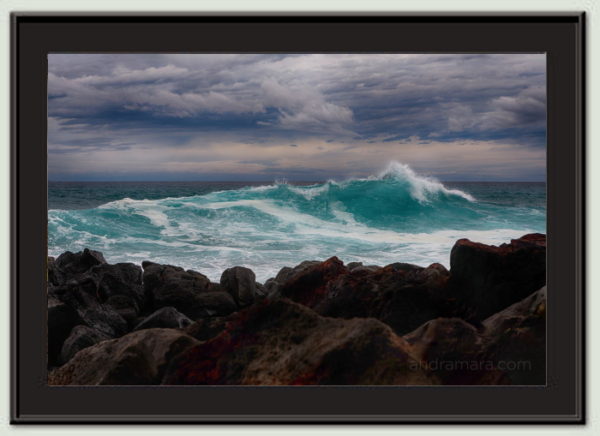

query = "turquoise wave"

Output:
[[48, 162, 546, 281]]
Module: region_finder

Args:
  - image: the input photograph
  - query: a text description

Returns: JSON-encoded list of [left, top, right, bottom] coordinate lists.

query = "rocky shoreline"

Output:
[[48, 233, 546, 385]]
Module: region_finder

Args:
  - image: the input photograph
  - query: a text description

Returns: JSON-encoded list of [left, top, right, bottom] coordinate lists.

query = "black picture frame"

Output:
[[11, 13, 585, 424]]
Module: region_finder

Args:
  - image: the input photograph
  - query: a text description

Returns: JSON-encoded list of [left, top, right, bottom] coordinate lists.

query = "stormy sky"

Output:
[[48, 53, 546, 182]]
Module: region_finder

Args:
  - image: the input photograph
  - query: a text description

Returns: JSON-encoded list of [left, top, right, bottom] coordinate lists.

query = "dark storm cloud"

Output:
[[47, 54, 546, 181]]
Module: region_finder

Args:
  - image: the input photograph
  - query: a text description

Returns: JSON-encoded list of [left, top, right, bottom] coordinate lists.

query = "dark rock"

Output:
[[349, 265, 381, 274], [480, 286, 546, 385], [385, 262, 422, 272], [105, 295, 140, 328], [185, 317, 229, 341], [59, 325, 110, 365], [264, 278, 280, 297], [134, 307, 193, 331], [53, 249, 106, 282], [278, 258, 448, 335], [162, 299, 433, 385], [49, 329, 200, 385], [208, 282, 223, 293], [399, 286, 547, 385], [51, 278, 129, 337], [147, 280, 236, 320], [142, 262, 212, 316], [346, 262, 363, 270], [220, 266, 257, 307], [279, 257, 348, 307], [319, 263, 449, 335], [90, 262, 144, 307], [48, 295, 82, 367], [275, 260, 321, 284], [255, 282, 268, 298], [192, 292, 238, 317], [48, 256, 64, 287], [86, 263, 144, 325], [448, 233, 546, 321], [483, 286, 546, 336], [403, 318, 502, 384], [51, 254, 144, 328]]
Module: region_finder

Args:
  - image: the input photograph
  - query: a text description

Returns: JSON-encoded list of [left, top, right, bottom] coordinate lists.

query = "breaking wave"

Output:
[[48, 162, 544, 281]]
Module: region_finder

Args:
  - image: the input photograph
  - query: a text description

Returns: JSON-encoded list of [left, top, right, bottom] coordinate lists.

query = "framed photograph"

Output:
[[11, 13, 584, 423]]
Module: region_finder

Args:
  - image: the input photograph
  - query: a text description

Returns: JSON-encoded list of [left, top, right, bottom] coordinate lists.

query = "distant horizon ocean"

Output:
[[48, 163, 546, 282]]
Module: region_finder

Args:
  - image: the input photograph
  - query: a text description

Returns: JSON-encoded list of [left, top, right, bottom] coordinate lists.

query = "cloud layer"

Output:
[[48, 53, 546, 181]]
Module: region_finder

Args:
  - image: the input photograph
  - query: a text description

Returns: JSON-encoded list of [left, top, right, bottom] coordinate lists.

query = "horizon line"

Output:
[[48, 179, 547, 183]]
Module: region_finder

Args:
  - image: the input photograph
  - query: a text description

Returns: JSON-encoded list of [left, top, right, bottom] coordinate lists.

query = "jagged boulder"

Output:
[[52, 249, 106, 284], [90, 262, 144, 306], [142, 262, 215, 318], [51, 277, 129, 338]]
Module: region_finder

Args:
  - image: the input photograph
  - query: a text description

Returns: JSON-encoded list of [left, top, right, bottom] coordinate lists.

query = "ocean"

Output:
[[48, 163, 546, 282]]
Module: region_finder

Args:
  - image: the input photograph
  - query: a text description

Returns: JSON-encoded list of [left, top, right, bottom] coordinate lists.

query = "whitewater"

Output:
[[48, 162, 546, 282]]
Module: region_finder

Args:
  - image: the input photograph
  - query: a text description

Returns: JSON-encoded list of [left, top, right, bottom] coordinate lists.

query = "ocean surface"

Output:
[[48, 163, 546, 282]]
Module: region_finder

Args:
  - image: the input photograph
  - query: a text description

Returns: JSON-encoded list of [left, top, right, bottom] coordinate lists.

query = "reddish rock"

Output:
[[162, 299, 433, 385], [279, 258, 449, 335], [278, 257, 348, 307]]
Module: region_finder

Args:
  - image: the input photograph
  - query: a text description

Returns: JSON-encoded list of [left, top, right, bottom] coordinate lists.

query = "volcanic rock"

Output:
[[52, 249, 106, 283], [59, 325, 110, 365], [51, 277, 129, 338], [162, 298, 433, 385], [134, 307, 193, 331], [480, 286, 546, 385], [448, 233, 546, 321], [90, 262, 144, 307], [184, 317, 229, 341], [403, 317, 502, 384], [142, 262, 214, 317], [220, 266, 257, 307], [48, 294, 82, 367], [278, 258, 449, 335], [49, 328, 200, 385]]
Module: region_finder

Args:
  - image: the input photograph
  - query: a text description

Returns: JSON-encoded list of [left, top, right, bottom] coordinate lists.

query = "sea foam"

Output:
[[48, 162, 545, 281]]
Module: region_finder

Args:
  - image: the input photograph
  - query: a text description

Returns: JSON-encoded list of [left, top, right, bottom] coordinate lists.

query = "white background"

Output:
[[0, 0, 597, 434]]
